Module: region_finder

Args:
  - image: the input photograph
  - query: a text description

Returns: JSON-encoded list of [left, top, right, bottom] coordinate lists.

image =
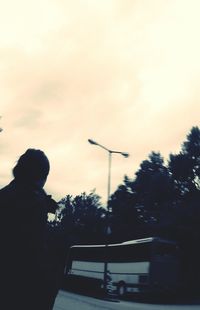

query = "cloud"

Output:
[[0, 0, 200, 202]]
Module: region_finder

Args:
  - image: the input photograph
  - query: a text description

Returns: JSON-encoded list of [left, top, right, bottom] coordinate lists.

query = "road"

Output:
[[53, 290, 200, 310]]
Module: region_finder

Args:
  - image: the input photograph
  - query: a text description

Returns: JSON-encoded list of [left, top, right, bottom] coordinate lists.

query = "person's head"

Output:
[[13, 149, 50, 188]]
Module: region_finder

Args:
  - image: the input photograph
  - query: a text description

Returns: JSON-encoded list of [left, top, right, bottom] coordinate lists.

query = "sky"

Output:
[[0, 0, 200, 205]]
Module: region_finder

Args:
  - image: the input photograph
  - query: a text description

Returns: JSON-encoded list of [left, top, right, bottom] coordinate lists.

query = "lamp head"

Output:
[[121, 152, 129, 158], [88, 139, 98, 145]]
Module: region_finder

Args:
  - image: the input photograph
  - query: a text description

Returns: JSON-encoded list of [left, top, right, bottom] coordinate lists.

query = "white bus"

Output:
[[64, 237, 180, 296]]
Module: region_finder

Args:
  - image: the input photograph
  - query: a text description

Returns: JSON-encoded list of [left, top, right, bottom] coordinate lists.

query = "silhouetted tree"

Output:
[[109, 181, 138, 242], [167, 127, 200, 293], [109, 152, 175, 241], [169, 127, 200, 198], [58, 190, 106, 245], [134, 152, 173, 210]]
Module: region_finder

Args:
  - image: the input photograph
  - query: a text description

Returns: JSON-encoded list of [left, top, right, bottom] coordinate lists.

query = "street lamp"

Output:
[[88, 139, 129, 207], [88, 138, 129, 297]]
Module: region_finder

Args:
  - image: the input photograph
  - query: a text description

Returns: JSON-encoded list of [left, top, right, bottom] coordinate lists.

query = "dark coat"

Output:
[[0, 180, 57, 310]]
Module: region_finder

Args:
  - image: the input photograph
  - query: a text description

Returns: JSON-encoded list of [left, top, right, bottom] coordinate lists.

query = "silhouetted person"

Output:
[[0, 149, 58, 310]]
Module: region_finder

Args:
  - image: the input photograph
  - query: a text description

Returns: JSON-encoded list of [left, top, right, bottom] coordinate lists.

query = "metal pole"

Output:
[[107, 151, 112, 211], [103, 151, 112, 294]]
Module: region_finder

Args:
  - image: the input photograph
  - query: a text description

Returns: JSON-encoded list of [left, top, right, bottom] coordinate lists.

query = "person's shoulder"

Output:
[[0, 181, 17, 202]]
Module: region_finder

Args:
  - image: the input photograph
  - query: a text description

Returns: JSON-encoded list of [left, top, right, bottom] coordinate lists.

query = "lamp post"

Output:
[[88, 139, 129, 297]]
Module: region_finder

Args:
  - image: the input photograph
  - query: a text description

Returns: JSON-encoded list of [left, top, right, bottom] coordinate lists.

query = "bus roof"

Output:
[[70, 237, 176, 249]]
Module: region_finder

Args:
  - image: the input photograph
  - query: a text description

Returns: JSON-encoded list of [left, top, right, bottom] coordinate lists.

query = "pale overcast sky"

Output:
[[0, 0, 200, 204]]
